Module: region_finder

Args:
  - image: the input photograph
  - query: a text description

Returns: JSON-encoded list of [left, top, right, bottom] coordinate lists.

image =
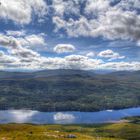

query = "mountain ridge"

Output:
[[0, 69, 140, 79]]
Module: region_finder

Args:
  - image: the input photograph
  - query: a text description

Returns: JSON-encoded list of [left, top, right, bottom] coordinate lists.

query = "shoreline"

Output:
[[0, 106, 139, 113]]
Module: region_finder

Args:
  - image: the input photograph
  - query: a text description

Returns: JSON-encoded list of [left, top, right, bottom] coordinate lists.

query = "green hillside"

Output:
[[0, 117, 139, 140], [0, 70, 139, 111]]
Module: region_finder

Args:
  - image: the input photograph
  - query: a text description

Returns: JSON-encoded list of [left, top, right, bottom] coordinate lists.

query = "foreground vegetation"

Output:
[[0, 117, 139, 140], [0, 70, 140, 111]]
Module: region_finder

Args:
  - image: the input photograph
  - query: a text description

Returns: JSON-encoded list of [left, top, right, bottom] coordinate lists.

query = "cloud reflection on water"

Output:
[[0, 110, 38, 123], [0, 107, 139, 124], [54, 112, 75, 123]]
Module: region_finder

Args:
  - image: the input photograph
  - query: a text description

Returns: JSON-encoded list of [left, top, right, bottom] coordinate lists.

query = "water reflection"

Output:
[[0, 107, 139, 124], [54, 112, 75, 124], [0, 110, 39, 123]]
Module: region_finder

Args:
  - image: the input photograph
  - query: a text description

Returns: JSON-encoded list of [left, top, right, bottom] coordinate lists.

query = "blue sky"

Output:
[[0, 0, 140, 71]]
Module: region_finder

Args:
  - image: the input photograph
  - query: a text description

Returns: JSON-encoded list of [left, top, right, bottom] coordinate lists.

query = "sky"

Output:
[[0, 0, 140, 71]]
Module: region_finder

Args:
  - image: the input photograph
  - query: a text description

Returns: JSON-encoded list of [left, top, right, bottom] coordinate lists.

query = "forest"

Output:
[[0, 69, 139, 111]]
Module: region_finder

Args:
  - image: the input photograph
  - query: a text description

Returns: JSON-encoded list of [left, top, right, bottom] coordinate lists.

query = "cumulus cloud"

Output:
[[1, 0, 140, 44], [0, 0, 47, 24], [98, 50, 125, 61], [24, 34, 46, 47], [100, 61, 140, 71], [0, 33, 41, 66], [0, 33, 101, 70], [54, 44, 75, 54], [0, 32, 139, 71], [64, 55, 103, 70], [85, 0, 110, 16], [52, 0, 140, 44], [116, 0, 140, 10], [0, 51, 18, 64], [52, 0, 81, 17], [35, 54, 103, 70], [0, 32, 46, 48], [99, 10, 140, 41], [86, 52, 95, 57], [0, 0, 139, 71]]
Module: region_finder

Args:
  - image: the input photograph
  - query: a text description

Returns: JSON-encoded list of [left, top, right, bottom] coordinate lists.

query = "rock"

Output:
[[66, 134, 77, 138]]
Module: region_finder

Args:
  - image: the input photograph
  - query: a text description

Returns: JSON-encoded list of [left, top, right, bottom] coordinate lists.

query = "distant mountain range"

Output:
[[0, 69, 139, 111], [0, 69, 95, 79], [0, 69, 140, 79]]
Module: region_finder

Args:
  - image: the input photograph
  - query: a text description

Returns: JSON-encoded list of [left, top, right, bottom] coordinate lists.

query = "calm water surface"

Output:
[[0, 107, 140, 124]]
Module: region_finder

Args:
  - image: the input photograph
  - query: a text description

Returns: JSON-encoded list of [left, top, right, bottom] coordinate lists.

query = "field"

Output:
[[0, 117, 139, 140]]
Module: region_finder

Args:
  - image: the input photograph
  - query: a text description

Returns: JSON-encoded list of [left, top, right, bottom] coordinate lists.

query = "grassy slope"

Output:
[[0, 119, 139, 140]]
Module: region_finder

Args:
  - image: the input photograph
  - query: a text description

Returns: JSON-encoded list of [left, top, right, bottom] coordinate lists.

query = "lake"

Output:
[[0, 107, 140, 124]]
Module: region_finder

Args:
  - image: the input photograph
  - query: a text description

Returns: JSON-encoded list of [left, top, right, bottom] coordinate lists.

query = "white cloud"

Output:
[[65, 55, 88, 61], [116, 0, 140, 10], [98, 9, 140, 41], [52, 0, 81, 17], [0, 32, 139, 71], [54, 44, 75, 54], [53, 16, 99, 37], [1, 0, 140, 45], [1, 32, 46, 48], [0, 47, 139, 71], [6, 30, 26, 37], [0, 50, 18, 64], [0, 34, 41, 63], [64, 55, 102, 70], [98, 50, 125, 61], [0, 34, 19, 47], [100, 61, 140, 71], [24, 34, 46, 47], [85, 0, 110, 16], [0, 0, 139, 71], [86, 52, 95, 57], [0, 0, 47, 24], [52, 0, 140, 44]]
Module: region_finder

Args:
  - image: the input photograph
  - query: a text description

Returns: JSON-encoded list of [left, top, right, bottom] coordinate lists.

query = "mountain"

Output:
[[108, 70, 140, 77], [0, 69, 96, 79], [0, 69, 139, 111]]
